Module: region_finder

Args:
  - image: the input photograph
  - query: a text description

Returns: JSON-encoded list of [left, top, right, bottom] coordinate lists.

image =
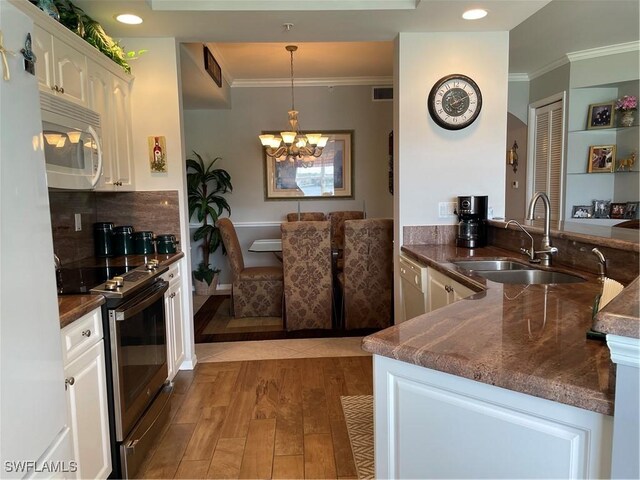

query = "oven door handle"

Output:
[[114, 280, 169, 321]]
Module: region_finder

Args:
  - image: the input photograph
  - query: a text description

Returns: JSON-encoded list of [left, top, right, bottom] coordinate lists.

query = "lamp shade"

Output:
[[281, 131, 297, 144], [317, 136, 329, 148], [259, 134, 274, 146], [306, 133, 322, 145]]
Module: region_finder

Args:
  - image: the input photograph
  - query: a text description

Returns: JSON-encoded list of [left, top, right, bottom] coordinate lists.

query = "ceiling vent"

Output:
[[372, 86, 393, 102]]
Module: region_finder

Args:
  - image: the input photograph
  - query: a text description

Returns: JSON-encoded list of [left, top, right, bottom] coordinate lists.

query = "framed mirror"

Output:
[[264, 130, 353, 200]]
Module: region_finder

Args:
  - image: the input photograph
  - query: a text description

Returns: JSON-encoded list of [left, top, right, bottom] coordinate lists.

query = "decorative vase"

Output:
[[37, 0, 60, 21], [620, 110, 635, 128], [194, 273, 219, 296]]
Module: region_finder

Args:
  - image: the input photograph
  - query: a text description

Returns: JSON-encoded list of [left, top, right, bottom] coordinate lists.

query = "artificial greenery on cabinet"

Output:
[[34, 0, 143, 73]]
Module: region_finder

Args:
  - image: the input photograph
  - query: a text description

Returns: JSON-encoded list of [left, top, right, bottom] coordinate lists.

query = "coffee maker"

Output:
[[455, 195, 488, 248]]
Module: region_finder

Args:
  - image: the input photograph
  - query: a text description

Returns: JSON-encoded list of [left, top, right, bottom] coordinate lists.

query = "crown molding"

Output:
[[232, 76, 394, 87], [567, 41, 640, 63], [508, 73, 529, 82], [148, 0, 418, 11], [528, 56, 569, 81]]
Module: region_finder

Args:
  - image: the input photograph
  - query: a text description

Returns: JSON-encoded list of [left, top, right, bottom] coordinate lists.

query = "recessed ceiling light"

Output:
[[115, 14, 143, 25], [462, 8, 488, 20]]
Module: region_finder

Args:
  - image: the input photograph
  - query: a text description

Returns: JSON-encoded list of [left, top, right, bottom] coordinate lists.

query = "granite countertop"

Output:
[[58, 252, 184, 328], [593, 276, 640, 338], [363, 244, 616, 415]]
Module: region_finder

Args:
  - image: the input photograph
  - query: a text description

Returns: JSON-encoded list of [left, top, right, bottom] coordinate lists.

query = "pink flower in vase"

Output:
[[615, 95, 637, 112]]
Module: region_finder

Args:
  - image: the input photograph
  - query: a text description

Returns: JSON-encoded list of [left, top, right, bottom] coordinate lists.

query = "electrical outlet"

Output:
[[512, 181, 519, 189], [74, 213, 82, 232], [438, 202, 457, 218]]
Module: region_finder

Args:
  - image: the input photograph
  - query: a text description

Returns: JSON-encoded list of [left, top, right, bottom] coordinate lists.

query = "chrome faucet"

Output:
[[525, 192, 558, 266], [591, 247, 607, 281], [504, 220, 537, 263]]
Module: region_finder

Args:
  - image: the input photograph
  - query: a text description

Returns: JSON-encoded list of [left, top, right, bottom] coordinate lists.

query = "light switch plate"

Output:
[[438, 202, 457, 218]]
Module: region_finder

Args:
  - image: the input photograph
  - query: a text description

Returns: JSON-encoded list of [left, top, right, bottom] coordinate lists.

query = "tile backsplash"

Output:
[[49, 190, 181, 265]]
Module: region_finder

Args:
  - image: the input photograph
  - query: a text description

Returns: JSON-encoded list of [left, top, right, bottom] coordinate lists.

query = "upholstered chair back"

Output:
[[286, 212, 326, 222], [217, 218, 244, 281], [281, 220, 332, 331], [217, 218, 283, 318], [328, 210, 365, 250], [342, 218, 393, 329]]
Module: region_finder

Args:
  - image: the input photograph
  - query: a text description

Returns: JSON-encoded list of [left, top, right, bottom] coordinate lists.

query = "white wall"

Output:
[[123, 37, 196, 369], [396, 32, 509, 233]]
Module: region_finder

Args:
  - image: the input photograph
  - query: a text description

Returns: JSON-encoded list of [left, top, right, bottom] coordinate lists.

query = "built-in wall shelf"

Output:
[[564, 79, 639, 220]]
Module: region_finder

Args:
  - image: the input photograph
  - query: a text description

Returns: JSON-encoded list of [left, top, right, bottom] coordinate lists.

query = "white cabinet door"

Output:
[[427, 269, 450, 312], [109, 76, 135, 190], [32, 24, 88, 106], [87, 60, 115, 189], [427, 268, 475, 312], [64, 341, 111, 480], [33, 24, 55, 93], [164, 263, 185, 381], [374, 355, 613, 479], [52, 37, 88, 106]]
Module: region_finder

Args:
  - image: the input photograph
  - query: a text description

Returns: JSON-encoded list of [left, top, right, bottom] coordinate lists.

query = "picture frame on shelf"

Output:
[[571, 205, 594, 219], [624, 201, 639, 219], [587, 145, 616, 173], [610, 202, 627, 219], [592, 199, 611, 218], [587, 102, 615, 129]]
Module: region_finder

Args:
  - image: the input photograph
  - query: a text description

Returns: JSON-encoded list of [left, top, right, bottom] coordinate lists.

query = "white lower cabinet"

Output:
[[427, 267, 475, 311], [60, 308, 111, 479], [373, 355, 613, 479], [163, 262, 185, 380]]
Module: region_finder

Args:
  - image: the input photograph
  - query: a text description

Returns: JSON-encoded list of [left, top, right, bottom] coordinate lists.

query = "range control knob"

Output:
[[105, 280, 117, 291], [113, 276, 124, 287]]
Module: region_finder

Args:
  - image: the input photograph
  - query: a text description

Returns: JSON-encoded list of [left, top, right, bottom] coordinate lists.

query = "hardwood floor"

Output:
[[136, 356, 373, 479]]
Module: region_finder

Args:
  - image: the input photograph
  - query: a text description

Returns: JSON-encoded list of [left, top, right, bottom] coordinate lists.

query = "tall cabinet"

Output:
[[565, 80, 639, 224]]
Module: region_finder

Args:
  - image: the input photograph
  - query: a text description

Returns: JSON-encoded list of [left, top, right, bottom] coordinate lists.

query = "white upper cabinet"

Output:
[[88, 60, 136, 191], [33, 24, 88, 107]]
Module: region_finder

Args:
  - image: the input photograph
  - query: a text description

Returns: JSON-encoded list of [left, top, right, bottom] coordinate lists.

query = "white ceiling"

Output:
[[74, 0, 639, 84]]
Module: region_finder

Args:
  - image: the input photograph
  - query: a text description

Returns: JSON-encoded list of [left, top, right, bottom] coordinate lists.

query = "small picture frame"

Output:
[[610, 202, 627, 219], [587, 102, 615, 129], [588, 145, 616, 173], [571, 205, 594, 219], [592, 199, 611, 218], [624, 201, 639, 219], [203, 45, 222, 87]]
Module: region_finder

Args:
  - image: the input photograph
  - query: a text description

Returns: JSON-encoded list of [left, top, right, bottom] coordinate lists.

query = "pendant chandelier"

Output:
[[259, 45, 328, 168]]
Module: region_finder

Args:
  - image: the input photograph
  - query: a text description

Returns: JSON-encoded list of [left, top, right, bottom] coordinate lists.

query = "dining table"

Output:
[[249, 238, 283, 260]]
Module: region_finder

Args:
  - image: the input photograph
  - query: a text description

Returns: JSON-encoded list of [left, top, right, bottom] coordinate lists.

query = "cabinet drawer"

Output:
[[162, 261, 181, 285], [61, 307, 103, 365]]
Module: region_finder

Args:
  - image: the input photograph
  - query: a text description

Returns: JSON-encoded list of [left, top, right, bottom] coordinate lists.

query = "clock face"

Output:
[[428, 74, 482, 130]]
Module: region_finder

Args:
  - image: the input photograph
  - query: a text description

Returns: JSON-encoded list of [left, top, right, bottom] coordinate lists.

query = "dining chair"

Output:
[[338, 218, 393, 330], [217, 218, 283, 317], [281, 220, 333, 331], [285, 212, 326, 222], [328, 211, 365, 251]]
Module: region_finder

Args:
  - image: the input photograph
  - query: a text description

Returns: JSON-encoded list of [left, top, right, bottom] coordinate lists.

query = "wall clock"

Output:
[[427, 74, 482, 130]]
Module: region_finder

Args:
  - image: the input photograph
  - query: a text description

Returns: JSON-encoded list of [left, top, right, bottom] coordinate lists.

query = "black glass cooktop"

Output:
[[57, 266, 135, 295]]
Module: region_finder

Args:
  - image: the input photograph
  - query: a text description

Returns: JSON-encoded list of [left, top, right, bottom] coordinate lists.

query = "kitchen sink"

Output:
[[475, 269, 586, 285], [451, 259, 534, 271]]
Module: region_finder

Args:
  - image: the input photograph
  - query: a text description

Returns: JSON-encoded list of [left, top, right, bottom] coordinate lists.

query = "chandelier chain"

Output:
[[290, 48, 295, 113]]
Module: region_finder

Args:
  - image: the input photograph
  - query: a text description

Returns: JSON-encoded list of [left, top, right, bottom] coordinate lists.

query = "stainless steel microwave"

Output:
[[40, 92, 103, 189]]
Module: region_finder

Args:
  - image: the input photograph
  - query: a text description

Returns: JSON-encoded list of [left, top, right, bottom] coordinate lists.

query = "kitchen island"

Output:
[[363, 244, 622, 478]]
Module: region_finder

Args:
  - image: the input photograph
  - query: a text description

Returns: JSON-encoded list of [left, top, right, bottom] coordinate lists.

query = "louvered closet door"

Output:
[[531, 100, 564, 221]]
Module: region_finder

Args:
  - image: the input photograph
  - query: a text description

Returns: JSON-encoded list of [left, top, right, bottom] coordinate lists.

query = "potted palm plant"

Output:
[[187, 151, 232, 295]]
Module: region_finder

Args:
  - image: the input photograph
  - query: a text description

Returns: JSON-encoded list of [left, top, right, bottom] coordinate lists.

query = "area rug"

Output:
[[341, 395, 375, 480], [202, 298, 282, 334]]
